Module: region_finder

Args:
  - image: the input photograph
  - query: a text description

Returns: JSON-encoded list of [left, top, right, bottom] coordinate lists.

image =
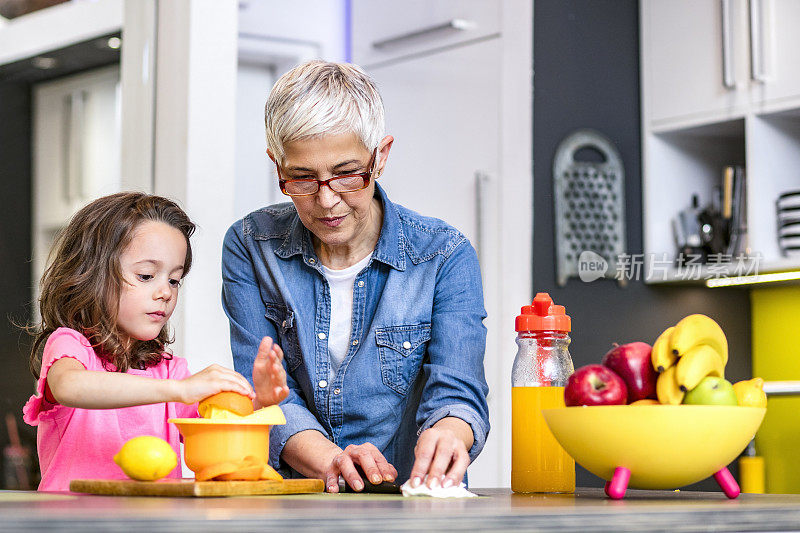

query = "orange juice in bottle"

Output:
[[511, 293, 575, 493]]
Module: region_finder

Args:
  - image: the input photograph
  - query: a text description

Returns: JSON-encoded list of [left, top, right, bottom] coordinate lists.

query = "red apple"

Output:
[[564, 364, 628, 406], [601, 342, 657, 403]]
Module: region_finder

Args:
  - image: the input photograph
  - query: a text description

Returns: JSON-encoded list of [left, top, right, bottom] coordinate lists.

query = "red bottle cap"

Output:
[[515, 292, 571, 332]]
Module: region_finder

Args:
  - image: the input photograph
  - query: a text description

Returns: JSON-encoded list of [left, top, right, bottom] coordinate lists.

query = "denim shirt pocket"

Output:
[[264, 303, 302, 372], [375, 323, 432, 396]]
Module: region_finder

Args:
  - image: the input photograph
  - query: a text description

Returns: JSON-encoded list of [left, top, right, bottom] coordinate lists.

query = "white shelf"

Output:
[[642, 118, 746, 278], [0, 0, 122, 66], [642, 109, 800, 285], [641, 0, 800, 286]]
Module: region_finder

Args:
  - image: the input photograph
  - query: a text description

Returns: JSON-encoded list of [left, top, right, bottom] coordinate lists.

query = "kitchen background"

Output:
[[0, 0, 797, 493]]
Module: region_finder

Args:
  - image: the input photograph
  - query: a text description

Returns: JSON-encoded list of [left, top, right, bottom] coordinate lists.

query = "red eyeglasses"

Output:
[[277, 149, 377, 197]]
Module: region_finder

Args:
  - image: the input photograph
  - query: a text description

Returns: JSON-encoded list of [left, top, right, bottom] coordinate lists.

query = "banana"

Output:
[[669, 314, 728, 365], [656, 365, 684, 405], [651, 326, 677, 373], [675, 344, 725, 392]]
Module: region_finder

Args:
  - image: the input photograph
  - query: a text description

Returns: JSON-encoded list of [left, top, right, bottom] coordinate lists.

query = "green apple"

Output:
[[683, 376, 739, 406]]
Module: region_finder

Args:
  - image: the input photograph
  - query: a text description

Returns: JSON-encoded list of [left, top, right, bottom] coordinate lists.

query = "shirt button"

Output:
[[403, 341, 412, 350], [318, 380, 328, 388], [333, 388, 341, 395], [357, 280, 364, 287], [352, 339, 359, 346], [318, 332, 326, 340]]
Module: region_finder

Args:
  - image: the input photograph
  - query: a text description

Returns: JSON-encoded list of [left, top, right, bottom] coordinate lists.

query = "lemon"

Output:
[[732, 377, 768, 408], [113, 436, 178, 481]]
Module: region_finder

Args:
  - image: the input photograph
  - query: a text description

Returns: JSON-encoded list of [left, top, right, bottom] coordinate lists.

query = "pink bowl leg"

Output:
[[606, 467, 630, 500], [713, 467, 740, 499]]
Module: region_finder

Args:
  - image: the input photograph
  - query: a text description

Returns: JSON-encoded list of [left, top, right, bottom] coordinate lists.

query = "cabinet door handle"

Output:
[[372, 19, 476, 50], [475, 171, 491, 265], [721, 0, 736, 89], [62, 91, 87, 202], [749, 0, 769, 82]]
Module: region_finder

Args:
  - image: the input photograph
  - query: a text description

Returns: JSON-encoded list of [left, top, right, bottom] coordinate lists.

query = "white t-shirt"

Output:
[[321, 253, 372, 380]]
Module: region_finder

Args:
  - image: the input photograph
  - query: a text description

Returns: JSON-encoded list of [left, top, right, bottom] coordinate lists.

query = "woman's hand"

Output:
[[177, 364, 254, 404], [252, 337, 289, 408], [408, 417, 473, 489], [324, 443, 398, 493]]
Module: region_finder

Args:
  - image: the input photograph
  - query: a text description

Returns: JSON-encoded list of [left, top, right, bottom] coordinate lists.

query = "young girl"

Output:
[[23, 192, 290, 491]]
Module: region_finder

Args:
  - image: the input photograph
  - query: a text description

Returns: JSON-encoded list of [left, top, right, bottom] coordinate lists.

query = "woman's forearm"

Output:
[[280, 429, 342, 479], [432, 416, 474, 451]]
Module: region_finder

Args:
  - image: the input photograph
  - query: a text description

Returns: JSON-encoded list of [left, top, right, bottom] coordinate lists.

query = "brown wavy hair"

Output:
[[28, 192, 195, 378]]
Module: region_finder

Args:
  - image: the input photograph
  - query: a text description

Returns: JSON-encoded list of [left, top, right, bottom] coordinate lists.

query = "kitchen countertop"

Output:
[[3, 487, 800, 532]]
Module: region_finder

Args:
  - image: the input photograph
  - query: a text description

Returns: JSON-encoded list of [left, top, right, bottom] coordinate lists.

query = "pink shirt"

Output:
[[23, 328, 198, 491]]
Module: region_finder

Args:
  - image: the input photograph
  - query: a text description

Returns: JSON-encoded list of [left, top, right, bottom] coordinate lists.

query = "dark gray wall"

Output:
[[533, 0, 752, 491], [0, 82, 36, 477]]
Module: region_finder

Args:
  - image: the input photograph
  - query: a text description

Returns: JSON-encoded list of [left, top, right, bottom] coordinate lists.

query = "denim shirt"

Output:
[[221, 184, 489, 482]]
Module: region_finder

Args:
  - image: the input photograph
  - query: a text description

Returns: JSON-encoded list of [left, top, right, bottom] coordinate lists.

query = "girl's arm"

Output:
[[46, 357, 254, 409]]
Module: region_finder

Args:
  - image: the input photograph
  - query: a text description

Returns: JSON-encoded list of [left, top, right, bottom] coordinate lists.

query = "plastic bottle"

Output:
[[511, 292, 575, 493]]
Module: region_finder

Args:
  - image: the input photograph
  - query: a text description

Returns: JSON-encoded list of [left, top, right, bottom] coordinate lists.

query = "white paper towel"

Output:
[[400, 478, 478, 498]]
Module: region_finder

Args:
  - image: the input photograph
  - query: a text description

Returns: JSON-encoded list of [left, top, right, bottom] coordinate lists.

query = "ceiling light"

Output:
[[107, 37, 122, 49], [31, 57, 58, 69]]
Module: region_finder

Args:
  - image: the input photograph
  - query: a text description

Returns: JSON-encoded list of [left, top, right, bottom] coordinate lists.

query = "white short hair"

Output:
[[265, 60, 385, 164]]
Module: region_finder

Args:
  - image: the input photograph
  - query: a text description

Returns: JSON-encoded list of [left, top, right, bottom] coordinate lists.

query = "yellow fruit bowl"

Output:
[[542, 405, 765, 497], [169, 407, 286, 475]]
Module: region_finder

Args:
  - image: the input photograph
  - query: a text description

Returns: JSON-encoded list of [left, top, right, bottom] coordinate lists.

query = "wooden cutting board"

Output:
[[69, 478, 324, 497]]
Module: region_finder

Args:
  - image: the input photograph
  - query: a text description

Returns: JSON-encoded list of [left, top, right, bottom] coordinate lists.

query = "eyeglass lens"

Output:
[[284, 175, 367, 196]]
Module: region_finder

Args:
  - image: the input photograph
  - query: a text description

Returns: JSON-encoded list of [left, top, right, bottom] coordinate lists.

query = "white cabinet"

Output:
[[753, 0, 800, 107], [640, 0, 800, 282], [642, 0, 750, 127], [352, 0, 532, 488], [642, 0, 800, 129], [32, 66, 121, 229], [369, 39, 500, 250], [32, 66, 122, 307]]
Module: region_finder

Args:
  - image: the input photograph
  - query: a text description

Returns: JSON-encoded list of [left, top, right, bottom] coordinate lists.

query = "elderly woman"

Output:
[[222, 60, 489, 493]]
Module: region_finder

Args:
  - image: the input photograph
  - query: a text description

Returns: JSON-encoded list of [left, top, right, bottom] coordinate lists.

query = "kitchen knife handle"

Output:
[[721, 0, 736, 89]]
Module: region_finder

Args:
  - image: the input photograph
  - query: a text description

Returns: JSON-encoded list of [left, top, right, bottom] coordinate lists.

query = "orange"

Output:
[[198, 392, 254, 418], [260, 464, 283, 481], [193, 455, 284, 481], [733, 378, 768, 408], [630, 399, 659, 406], [196, 461, 239, 481], [217, 465, 263, 481]]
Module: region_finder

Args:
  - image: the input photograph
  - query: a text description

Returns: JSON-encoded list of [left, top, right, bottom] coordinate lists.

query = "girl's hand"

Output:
[[408, 419, 473, 490], [323, 443, 398, 493], [178, 364, 254, 404], [252, 337, 289, 408]]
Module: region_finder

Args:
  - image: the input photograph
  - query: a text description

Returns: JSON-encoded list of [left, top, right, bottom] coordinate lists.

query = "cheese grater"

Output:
[[553, 129, 626, 286]]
